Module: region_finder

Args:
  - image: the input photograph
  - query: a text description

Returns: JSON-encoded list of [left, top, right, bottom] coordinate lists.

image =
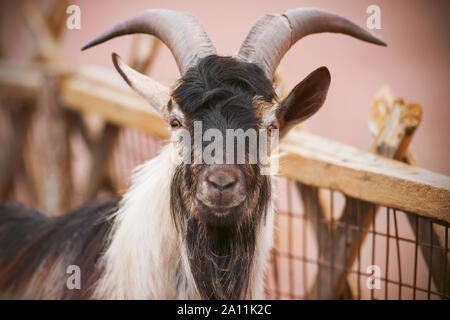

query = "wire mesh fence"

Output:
[[265, 178, 449, 300]]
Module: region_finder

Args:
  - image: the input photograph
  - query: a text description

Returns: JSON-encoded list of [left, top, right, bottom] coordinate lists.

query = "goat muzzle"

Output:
[[195, 164, 246, 224]]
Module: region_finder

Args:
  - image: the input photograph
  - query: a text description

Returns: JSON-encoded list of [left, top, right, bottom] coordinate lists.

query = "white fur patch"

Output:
[[93, 146, 187, 299]]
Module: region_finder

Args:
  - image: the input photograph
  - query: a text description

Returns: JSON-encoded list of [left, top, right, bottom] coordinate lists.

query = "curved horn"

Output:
[[112, 53, 170, 114], [237, 8, 386, 79], [82, 9, 216, 74]]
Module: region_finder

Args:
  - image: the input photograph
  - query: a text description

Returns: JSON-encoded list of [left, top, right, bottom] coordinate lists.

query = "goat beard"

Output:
[[185, 218, 256, 299], [170, 165, 270, 299]]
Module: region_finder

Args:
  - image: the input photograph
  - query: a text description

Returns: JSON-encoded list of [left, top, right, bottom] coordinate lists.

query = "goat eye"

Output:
[[267, 125, 277, 136], [170, 119, 182, 129]]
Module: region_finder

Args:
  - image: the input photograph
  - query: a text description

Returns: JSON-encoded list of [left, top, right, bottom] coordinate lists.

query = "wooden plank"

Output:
[[84, 122, 120, 200], [295, 183, 330, 299], [305, 97, 423, 299], [345, 88, 450, 298], [129, 35, 161, 74], [0, 61, 169, 137], [23, 74, 72, 216], [336, 101, 422, 299], [45, 0, 69, 40], [22, 2, 60, 62], [60, 72, 170, 140], [0, 103, 33, 199], [280, 129, 450, 223], [0, 61, 42, 100], [369, 86, 419, 164]]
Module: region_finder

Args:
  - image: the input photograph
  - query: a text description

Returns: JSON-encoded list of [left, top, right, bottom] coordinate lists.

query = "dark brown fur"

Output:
[[0, 197, 119, 299], [171, 162, 271, 299]]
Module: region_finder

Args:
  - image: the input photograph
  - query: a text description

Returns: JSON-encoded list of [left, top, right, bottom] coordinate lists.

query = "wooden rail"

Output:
[[280, 129, 449, 222], [0, 61, 169, 139], [1, 60, 449, 223]]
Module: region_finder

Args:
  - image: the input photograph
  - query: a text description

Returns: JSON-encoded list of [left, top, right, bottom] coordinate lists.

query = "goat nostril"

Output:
[[207, 176, 237, 191], [222, 180, 236, 189]]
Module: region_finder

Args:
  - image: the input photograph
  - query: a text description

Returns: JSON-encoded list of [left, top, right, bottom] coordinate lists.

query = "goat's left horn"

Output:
[[82, 9, 216, 75], [111, 53, 170, 113], [237, 8, 386, 80]]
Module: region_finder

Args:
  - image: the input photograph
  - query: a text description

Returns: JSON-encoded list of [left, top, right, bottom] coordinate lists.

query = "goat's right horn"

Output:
[[82, 9, 216, 75], [237, 8, 386, 80]]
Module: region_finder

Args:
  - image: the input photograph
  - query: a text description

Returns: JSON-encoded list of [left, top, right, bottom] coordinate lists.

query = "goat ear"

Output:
[[277, 67, 330, 134], [112, 53, 171, 117]]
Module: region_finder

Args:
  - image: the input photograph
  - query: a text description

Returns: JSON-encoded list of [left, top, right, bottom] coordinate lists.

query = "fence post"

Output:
[[305, 88, 422, 299]]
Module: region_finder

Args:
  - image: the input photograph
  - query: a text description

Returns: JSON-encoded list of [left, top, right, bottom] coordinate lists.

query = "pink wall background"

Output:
[[2, 0, 449, 175]]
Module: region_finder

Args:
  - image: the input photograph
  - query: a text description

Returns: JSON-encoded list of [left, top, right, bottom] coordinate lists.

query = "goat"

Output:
[[0, 8, 385, 299]]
